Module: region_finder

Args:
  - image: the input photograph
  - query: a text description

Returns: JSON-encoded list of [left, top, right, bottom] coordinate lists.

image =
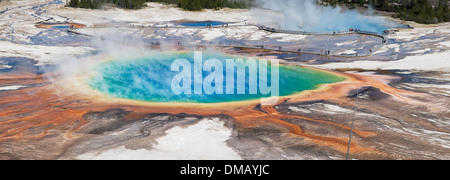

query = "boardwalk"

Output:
[[252, 25, 387, 57], [256, 25, 385, 39], [68, 22, 387, 58]]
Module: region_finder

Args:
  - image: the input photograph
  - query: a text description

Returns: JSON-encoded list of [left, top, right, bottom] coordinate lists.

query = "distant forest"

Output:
[[67, 0, 148, 9], [322, 0, 450, 24], [66, 0, 249, 10], [148, 0, 250, 10]]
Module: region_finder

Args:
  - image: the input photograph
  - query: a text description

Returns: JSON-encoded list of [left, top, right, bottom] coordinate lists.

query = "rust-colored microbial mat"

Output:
[[0, 54, 449, 160]]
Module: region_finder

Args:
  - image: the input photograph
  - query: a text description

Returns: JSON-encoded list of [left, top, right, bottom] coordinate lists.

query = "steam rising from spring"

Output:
[[253, 0, 403, 34]]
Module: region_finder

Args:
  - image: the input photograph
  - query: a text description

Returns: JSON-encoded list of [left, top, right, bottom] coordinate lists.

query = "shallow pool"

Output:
[[176, 21, 228, 27], [51, 25, 72, 29]]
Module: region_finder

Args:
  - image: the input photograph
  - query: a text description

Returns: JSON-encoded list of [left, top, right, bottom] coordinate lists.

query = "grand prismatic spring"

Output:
[[0, 0, 449, 161], [88, 52, 345, 103]]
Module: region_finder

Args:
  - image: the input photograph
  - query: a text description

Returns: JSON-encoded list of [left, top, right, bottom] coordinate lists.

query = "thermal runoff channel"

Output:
[[88, 52, 345, 103]]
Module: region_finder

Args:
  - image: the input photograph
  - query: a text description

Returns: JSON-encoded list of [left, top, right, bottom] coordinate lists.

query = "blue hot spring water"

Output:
[[52, 25, 72, 29], [176, 21, 228, 27], [88, 52, 345, 103]]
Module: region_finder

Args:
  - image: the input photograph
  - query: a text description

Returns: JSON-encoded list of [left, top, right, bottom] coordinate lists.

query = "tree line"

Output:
[[67, 0, 449, 24], [322, 0, 450, 24], [66, 0, 249, 10], [67, 0, 148, 9], [148, 0, 249, 11]]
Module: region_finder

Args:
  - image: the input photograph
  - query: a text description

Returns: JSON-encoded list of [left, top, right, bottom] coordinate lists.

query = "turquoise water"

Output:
[[176, 21, 227, 27], [89, 52, 345, 103], [52, 26, 71, 29]]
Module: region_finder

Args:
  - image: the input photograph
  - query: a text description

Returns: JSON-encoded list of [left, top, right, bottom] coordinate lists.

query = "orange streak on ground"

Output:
[[261, 106, 377, 138], [0, 62, 419, 156], [230, 105, 377, 155], [35, 23, 86, 29]]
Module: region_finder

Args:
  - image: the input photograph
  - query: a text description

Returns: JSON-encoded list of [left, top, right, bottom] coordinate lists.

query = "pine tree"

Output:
[[68, 0, 79, 7]]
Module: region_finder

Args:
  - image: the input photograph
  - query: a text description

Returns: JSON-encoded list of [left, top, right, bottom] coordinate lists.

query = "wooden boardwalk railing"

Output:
[[68, 22, 388, 58], [256, 25, 386, 40]]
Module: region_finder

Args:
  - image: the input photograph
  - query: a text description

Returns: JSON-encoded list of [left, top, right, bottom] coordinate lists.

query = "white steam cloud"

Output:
[[253, 0, 403, 33]]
